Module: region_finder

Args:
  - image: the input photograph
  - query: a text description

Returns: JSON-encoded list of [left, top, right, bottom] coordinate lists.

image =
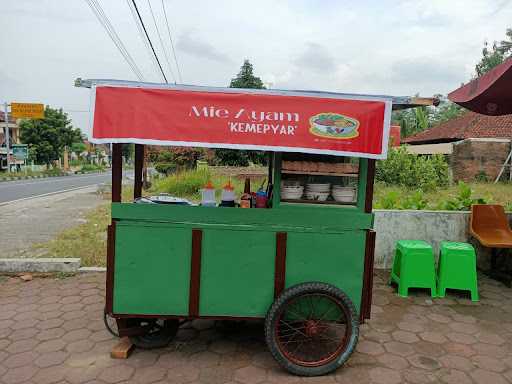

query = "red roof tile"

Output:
[[404, 111, 512, 144]]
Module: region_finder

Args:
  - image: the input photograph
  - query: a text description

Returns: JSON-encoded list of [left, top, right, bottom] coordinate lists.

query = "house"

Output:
[[404, 111, 512, 182], [0, 114, 21, 171], [0, 113, 21, 145]]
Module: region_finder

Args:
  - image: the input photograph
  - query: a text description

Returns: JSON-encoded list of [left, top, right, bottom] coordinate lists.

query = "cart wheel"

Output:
[[128, 318, 179, 349], [265, 282, 359, 376]]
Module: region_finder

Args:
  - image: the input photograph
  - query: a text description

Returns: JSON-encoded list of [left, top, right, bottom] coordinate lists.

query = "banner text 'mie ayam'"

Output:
[[190, 105, 299, 136]]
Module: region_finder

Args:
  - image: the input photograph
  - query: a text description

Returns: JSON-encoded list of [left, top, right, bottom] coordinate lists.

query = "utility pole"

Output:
[[3, 102, 10, 172]]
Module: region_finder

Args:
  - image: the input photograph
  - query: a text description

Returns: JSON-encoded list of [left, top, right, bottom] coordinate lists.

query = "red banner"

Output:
[[90, 85, 392, 158]]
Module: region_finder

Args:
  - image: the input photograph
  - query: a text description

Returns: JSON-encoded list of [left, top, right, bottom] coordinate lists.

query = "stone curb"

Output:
[[73, 170, 107, 175], [0, 173, 69, 182], [0, 258, 80, 273]]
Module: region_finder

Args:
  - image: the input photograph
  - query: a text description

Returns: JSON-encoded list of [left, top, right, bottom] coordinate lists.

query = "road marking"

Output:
[[0, 173, 111, 188], [0, 185, 102, 207]]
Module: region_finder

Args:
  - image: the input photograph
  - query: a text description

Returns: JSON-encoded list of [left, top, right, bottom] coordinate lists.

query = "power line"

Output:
[[84, 0, 145, 81], [130, 0, 168, 83], [147, 0, 176, 83], [161, 0, 182, 83], [126, 0, 163, 82]]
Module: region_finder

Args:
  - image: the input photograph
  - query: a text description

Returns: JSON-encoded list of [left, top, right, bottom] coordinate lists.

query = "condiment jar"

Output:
[[200, 181, 216, 207]]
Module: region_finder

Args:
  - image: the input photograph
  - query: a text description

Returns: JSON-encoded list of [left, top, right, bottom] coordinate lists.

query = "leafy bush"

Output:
[[150, 148, 207, 168], [43, 167, 64, 176], [155, 162, 176, 175], [443, 182, 487, 210], [374, 190, 428, 210], [376, 147, 449, 191], [80, 164, 105, 172], [212, 149, 267, 166]]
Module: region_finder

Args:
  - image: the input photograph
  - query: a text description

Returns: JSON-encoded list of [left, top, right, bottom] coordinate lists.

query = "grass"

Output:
[[1, 167, 65, 178], [149, 168, 264, 202], [33, 204, 111, 267]]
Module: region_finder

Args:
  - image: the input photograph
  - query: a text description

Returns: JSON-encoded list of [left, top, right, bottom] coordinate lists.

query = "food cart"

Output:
[[76, 78, 436, 376]]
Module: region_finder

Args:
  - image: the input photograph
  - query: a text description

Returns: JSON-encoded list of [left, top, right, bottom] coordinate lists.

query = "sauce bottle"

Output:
[[240, 178, 252, 208]]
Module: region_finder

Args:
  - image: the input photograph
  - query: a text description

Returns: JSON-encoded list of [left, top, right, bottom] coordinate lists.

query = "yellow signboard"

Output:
[[11, 103, 44, 119]]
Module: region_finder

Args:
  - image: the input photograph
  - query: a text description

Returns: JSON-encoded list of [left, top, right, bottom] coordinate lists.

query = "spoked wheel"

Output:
[[128, 318, 179, 349], [265, 282, 359, 376]]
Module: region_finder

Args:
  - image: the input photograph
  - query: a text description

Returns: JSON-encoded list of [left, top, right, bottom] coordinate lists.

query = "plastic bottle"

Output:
[[200, 181, 216, 207], [220, 180, 236, 207], [240, 178, 252, 208]]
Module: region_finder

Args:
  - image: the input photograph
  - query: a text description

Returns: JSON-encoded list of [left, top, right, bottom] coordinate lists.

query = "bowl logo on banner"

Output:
[[309, 113, 359, 140]]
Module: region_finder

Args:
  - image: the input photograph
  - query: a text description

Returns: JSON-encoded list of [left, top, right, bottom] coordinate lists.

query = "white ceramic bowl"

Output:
[[305, 191, 330, 201], [281, 191, 304, 200], [306, 183, 331, 193], [333, 194, 356, 202]]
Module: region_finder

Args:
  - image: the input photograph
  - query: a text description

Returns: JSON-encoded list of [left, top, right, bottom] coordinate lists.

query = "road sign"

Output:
[[11, 103, 44, 119], [12, 144, 28, 160]]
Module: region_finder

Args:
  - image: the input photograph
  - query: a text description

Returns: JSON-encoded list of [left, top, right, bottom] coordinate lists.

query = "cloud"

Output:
[[176, 31, 232, 64], [391, 58, 462, 85], [294, 43, 336, 74]]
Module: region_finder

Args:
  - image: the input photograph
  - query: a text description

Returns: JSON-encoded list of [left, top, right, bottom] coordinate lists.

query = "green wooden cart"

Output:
[[77, 78, 436, 376]]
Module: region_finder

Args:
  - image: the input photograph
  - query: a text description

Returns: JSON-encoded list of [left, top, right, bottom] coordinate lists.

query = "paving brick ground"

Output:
[[2, 271, 512, 384]]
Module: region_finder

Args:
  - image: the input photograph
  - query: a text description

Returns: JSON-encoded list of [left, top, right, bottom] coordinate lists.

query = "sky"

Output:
[[1, 0, 511, 137]]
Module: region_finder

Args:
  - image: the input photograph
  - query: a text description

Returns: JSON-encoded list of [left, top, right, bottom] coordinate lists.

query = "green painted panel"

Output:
[[113, 223, 191, 315], [111, 203, 373, 233], [199, 229, 275, 317], [285, 231, 365, 312]]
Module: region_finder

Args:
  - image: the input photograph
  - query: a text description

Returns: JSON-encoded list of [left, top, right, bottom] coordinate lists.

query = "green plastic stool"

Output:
[[437, 241, 479, 301], [389, 240, 437, 298]]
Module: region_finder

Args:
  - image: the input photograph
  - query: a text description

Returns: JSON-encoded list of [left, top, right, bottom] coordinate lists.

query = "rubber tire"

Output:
[[265, 282, 359, 376], [129, 319, 179, 349]]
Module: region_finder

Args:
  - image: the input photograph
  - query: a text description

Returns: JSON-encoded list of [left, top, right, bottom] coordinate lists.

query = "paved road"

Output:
[[0, 172, 112, 204]]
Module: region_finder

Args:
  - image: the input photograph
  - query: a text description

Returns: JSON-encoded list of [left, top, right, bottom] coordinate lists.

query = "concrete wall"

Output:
[[373, 209, 512, 269]]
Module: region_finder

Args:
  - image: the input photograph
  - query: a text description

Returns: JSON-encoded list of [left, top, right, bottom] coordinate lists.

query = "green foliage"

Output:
[[20, 107, 82, 165], [71, 142, 86, 153], [152, 148, 207, 174], [229, 59, 266, 89], [475, 28, 512, 76], [443, 182, 487, 211], [214, 59, 267, 166], [374, 191, 401, 209], [79, 163, 105, 172], [376, 147, 449, 191], [402, 191, 428, 210], [374, 190, 428, 210], [430, 99, 465, 126], [475, 170, 489, 182], [122, 144, 134, 160], [42, 167, 65, 176], [155, 162, 176, 175], [392, 96, 465, 138]]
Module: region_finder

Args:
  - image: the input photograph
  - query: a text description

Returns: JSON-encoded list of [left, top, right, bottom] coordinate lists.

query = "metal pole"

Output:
[[4, 102, 10, 172]]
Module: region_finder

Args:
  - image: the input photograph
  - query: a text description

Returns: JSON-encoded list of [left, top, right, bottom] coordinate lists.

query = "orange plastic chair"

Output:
[[470, 205, 512, 248], [470, 204, 512, 286]]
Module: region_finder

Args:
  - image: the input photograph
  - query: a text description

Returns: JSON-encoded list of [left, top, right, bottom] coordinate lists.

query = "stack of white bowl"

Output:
[[281, 183, 304, 200], [305, 183, 330, 201], [332, 185, 357, 202]]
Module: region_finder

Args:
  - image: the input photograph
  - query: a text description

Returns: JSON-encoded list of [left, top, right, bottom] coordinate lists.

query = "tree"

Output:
[[229, 59, 266, 89], [215, 60, 267, 166], [475, 28, 512, 76], [20, 106, 82, 165]]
